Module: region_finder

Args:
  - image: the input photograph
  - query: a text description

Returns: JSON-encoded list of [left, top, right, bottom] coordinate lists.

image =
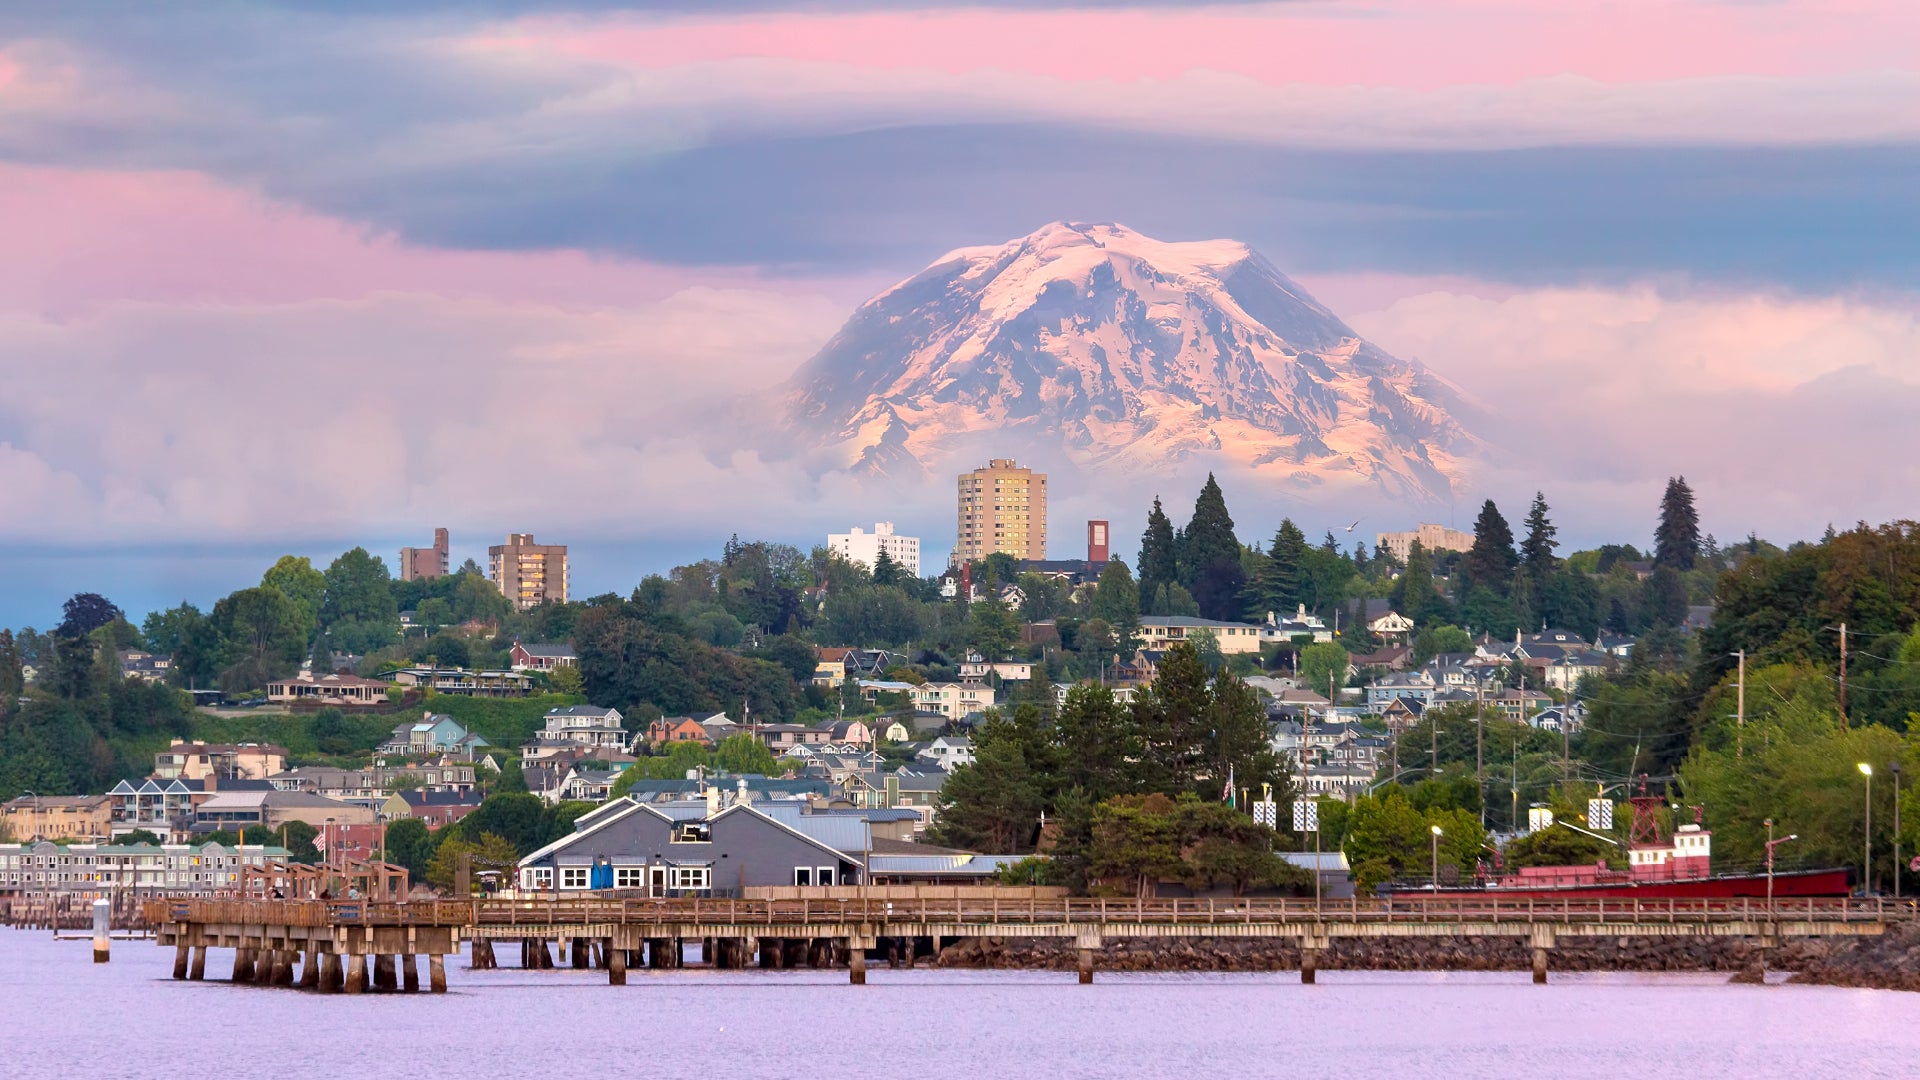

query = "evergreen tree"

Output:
[[1246, 519, 1308, 620], [1091, 559, 1143, 657], [1461, 499, 1519, 596], [1655, 476, 1701, 570], [309, 631, 335, 676], [1138, 496, 1180, 607], [1390, 541, 1439, 624], [1520, 492, 1559, 576], [1178, 474, 1244, 621], [1351, 542, 1370, 577], [870, 547, 901, 588], [0, 630, 21, 711], [1644, 566, 1689, 628]]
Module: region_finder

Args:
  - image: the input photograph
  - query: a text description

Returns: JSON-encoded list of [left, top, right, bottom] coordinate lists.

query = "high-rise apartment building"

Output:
[[489, 534, 569, 610], [1375, 523, 1475, 564], [956, 459, 1047, 563], [828, 522, 922, 578], [399, 527, 449, 581]]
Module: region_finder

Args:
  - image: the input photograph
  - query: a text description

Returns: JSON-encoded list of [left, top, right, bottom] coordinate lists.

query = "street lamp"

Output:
[[1430, 824, 1444, 890], [1858, 763, 1873, 896], [1763, 818, 1798, 911]]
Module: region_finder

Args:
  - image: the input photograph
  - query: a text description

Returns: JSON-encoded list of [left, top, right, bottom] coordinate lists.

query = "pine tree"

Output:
[[1654, 476, 1701, 570], [1391, 541, 1439, 624], [1462, 500, 1519, 597], [1246, 519, 1308, 620], [1138, 496, 1179, 607], [1091, 559, 1143, 656], [1520, 491, 1559, 574], [1351, 542, 1370, 577], [871, 547, 901, 588], [1179, 474, 1244, 621]]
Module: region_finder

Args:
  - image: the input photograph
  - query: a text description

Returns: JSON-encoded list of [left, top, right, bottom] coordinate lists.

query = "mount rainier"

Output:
[[781, 222, 1482, 502]]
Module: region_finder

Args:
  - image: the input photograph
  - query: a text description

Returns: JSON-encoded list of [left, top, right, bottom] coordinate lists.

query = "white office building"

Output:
[[828, 522, 921, 578]]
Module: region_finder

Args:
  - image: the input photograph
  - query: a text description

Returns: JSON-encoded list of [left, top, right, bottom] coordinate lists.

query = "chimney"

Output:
[[704, 784, 721, 818], [1087, 520, 1110, 563]]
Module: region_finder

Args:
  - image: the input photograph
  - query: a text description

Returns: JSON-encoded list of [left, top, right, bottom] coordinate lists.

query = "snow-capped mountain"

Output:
[[782, 222, 1482, 501]]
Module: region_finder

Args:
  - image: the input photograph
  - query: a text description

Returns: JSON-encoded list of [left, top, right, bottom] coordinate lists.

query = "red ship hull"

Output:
[[1424, 867, 1853, 900]]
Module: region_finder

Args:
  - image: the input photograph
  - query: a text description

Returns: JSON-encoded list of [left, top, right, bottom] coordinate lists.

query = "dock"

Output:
[[143, 894, 1905, 990]]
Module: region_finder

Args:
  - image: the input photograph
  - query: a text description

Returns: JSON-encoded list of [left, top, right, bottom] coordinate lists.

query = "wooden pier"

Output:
[[143, 894, 1905, 990]]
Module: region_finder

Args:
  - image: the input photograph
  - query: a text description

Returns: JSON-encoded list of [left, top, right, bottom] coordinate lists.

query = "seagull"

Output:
[[1343, 518, 1363, 533]]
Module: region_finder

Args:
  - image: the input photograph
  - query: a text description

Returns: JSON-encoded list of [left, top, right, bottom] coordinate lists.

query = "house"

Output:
[[516, 798, 866, 895], [267, 766, 380, 800], [915, 736, 975, 769], [557, 767, 624, 803], [1049, 680, 1143, 707], [266, 672, 393, 707], [375, 762, 477, 794], [1366, 672, 1437, 710], [1139, 615, 1266, 655], [1530, 704, 1586, 734], [823, 719, 874, 748], [118, 650, 173, 684], [195, 790, 375, 833], [107, 778, 202, 840], [1348, 644, 1412, 671], [510, 642, 579, 673], [857, 679, 918, 705], [1262, 605, 1334, 645], [699, 713, 740, 744], [379, 712, 490, 759], [0, 795, 112, 842], [1368, 611, 1415, 642], [1491, 689, 1554, 722], [153, 740, 288, 782], [1302, 760, 1377, 798], [522, 705, 631, 761], [1379, 696, 1425, 733], [383, 667, 535, 698], [882, 767, 950, 827], [958, 652, 1035, 683], [913, 682, 998, 722], [648, 716, 714, 748], [812, 653, 848, 687]]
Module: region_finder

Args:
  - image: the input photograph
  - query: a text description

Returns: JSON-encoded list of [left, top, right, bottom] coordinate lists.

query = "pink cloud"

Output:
[[0, 163, 866, 317], [486, 1, 1920, 92]]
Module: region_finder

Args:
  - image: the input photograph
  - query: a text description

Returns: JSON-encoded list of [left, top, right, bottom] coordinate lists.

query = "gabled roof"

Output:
[[519, 799, 678, 866], [516, 643, 578, 658], [710, 801, 867, 866]]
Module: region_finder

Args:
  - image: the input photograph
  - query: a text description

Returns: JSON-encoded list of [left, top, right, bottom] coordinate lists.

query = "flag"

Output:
[[312, 828, 327, 853], [1222, 764, 1235, 807]]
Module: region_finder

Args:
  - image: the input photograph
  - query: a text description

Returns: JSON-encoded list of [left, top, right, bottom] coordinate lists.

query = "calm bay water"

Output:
[[6, 929, 1920, 1079]]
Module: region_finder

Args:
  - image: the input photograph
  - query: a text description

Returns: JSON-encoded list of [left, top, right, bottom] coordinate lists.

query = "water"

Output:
[[7, 930, 1920, 1079]]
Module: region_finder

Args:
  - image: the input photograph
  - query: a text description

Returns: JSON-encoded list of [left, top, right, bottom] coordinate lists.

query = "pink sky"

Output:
[[497, 1, 1920, 89]]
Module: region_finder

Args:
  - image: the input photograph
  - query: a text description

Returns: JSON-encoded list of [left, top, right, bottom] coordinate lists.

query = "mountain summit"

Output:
[[782, 222, 1481, 500]]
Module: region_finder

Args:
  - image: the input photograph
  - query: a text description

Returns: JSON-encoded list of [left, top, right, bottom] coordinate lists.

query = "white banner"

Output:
[[1292, 801, 1319, 833], [1588, 799, 1614, 831]]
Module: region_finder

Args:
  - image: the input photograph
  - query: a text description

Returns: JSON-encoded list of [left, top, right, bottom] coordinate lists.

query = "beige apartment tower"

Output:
[[1375, 523, 1475, 564], [399, 527, 449, 581], [956, 458, 1047, 563], [489, 533, 569, 610]]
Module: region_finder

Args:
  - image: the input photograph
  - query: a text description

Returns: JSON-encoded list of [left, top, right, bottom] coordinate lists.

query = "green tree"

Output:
[[966, 598, 1019, 660], [1655, 476, 1701, 571], [140, 603, 204, 657], [1246, 519, 1308, 620], [1462, 500, 1519, 597], [1179, 475, 1244, 621], [1055, 683, 1139, 801], [1090, 559, 1142, 656], [262, 555, 326, 639], [714, 732, 777, 774], [1297, 640, 1350, 699], [0, 630, 22, 708], [871, 547, 902, 588], [1138, 496, 1180, 610], [1520, 492, 1560, 580], [930, 732, 1043, 854], [427, 831, 521, 892], [1411, 625, 1474, 666], [415, 597, 453, 635], [383, 817, 436, 879], [210, 586, 307, 691], [321, 547, 400, 653], [57, 593, 121, 638], [1390, 541, 1447, 626]]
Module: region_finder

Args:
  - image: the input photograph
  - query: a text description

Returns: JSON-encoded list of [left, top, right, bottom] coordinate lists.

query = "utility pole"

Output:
[[1476, 676, 1485, 828], [1839, 622, 1849, 730], [1735, 649, 1746, 758]]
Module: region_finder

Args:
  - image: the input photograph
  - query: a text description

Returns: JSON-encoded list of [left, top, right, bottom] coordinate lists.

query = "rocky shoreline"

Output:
[[931, 931, 1918, 989]]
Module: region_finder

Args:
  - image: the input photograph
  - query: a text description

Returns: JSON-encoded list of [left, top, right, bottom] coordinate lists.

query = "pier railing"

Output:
[[143, 894, 1913, 930]]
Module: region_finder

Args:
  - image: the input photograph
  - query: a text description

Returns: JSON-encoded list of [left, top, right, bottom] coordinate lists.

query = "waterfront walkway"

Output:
[[143, 895, 1904, 990]]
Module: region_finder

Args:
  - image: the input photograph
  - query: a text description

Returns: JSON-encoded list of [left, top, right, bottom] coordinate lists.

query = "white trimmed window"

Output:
[[671, 865, 710, 891], [793, 867, 812, 887], [522, 867, 553, 890], [614, 866, 644, 889], [817, 867, 834, 887], [559, 867, 590, 890]]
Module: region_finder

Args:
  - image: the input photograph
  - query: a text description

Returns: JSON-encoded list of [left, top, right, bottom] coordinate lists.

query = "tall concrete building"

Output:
[[956, 458, 1047, 563], [829, 522, 922, 578], [489, 533, 569, 610], [399, 527, 449, 581], [1376, 523, 1475, 564]]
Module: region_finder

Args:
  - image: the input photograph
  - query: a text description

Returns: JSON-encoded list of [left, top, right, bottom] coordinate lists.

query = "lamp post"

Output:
[[1858, 763, 1873, 896], [1763, 818, 1797, 911], [1430, 824, 1443, 889]]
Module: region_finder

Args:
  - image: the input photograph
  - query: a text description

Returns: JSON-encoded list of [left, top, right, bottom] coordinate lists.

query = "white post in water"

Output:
[[92, 898, 110, 964]]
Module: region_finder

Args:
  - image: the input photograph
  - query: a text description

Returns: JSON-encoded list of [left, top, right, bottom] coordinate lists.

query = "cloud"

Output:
[[1347, 285, 1920, 546]]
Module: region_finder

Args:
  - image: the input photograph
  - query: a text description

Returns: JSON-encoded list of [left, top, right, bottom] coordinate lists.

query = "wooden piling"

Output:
[[403, 954, 420, 992], [173, 943, 189, 980], [848, 940, 866, 985], [345, 954, 367, 995], [429, 954, 447, 993], [1077, 946, 1094, 985], [1532, 947, 1549, 985], [609, 942, 627, 986], [233, 947, 255, 983], [190, 946, 207, 981], [299, 947, 319, 989], [374, 954, 398, 991]]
